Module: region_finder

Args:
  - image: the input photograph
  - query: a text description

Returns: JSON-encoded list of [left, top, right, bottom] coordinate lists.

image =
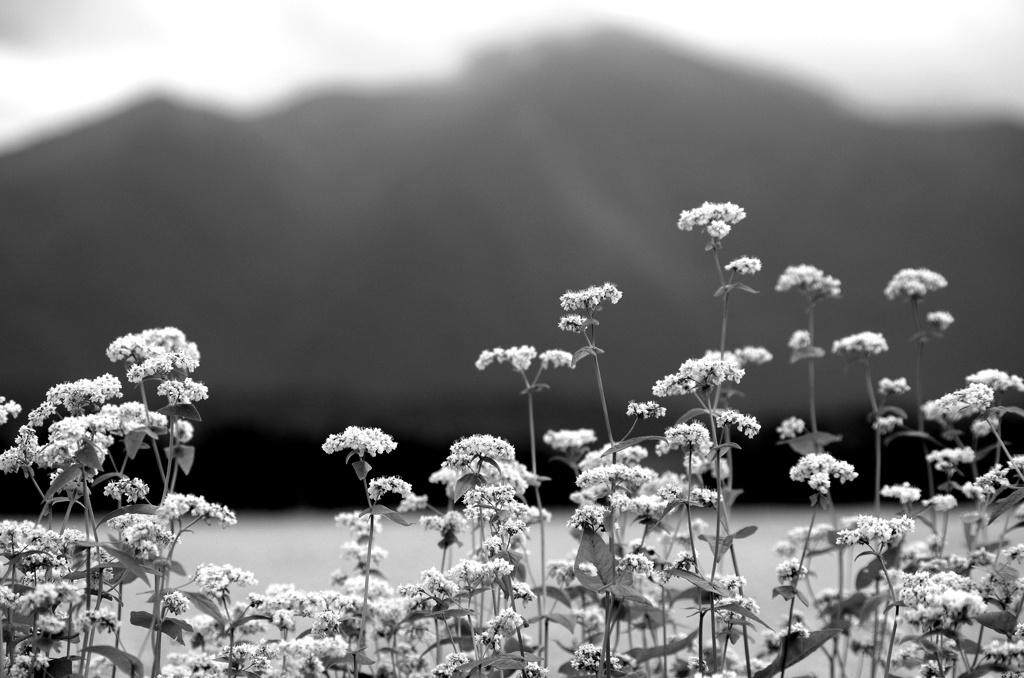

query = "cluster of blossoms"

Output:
[[898, 571, 985, 628], [474, 608, 525, 650], [925, 447, 976, 472], [664, 422, 713, 456], [444, 434, 516, 468], [543, 428, 597, 452], [322, 426, 397, 457], [626, 400, 666, 419], [567, 504, 608, 532], [966, 368, 1024, 393], [775, 264, 841, 301], [724, 256, 762, 275], [158, 493, 238, 526], [832, 331, 889, 357], [703, 347, 773, 367], [928, 383, 995, 421], [788, 330, 812, 350], [103, 476, 150, 503], [368, 476, 413, 501], [126, 352, 200, 384], [156, 378, 209, 405], [27, 374, 123, 426], [652, 356, 745, 397], [715, 409, 761, 438], [836, 515, 915, 546], [927, 310, 955, 332], [559, 282, 623, 313], [0, 396, 21, 426], [775, 416, 807, 440], [194, 563, 258, 599], [576, 464, 657, 491], [689, 487, 720, 508], [880, 482, 922, 505], [872, 415, 903, 435], [789, 453, 858, 494], [776, 558, 809, 585], [107, 327, 200, 365], [474, 345, 536, 372], [884, 268, 948, 300], [922, 494, 958, 512], [879, 377, 911, 396], [677, 201, 746, 239]]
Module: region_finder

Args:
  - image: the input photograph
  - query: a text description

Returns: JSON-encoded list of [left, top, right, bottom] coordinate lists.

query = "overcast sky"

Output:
[[2, 0, 1023, 153]]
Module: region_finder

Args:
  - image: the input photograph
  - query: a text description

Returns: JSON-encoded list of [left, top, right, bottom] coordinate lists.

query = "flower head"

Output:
[[322, 427, 397, 457], [475, 345, 536, 372], [559, 283, 622, 313], [677, 202, 746, 237], [543, 429, 597, 452], [788, 330, 812, 350], [776, 265, 841, 301], [776, 417, 807, 440], [927, 311, 954, 332], [966, 369, 1024, 393], [652, 356, 744, 397], [884, 268, 947, 300], [789, 453, 858, 494], [878, 377, 911, 396], [539, 349, 574, 370], [626, 400, 666, 419], [724, 256, 762, 275], [832, 332, 888, 357]]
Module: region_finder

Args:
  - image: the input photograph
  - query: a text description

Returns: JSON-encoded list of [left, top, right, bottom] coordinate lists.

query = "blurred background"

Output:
[[1, 0, 1023, 508]]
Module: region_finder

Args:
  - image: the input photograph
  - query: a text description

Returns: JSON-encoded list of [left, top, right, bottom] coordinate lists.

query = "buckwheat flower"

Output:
[[559, 283, 623, 312], [689, 487, 720, 507], [966, 368, 1024, 393], [927, 311, 954, 332], [776, 558, 808, 585], [617, 553, 655, 577], [570, 643, 604, 673], [724, 256, 761, 275], [627, 400, 666, 419], [195, 564, 257, 599], [923, 494, 958, 512], [971, 417, 996, 438], [899, 571, 983, 628], [522, 662, 548, 678], [474, 607, 525, 650], [558, 314, 587, 333], [881, 483, 922, 505], [34, 375, 123, 423], [832, 332, 888, 356], [836, 515, 915, 546], [879, 377, 911, 396], [0, 426, 40, 474], [677, 201, 746, 233], [789, 453, 858, 494], [397, 493, 429, 513], [788, 330, 811, 350], [577, 464, 657, 490], [733, 346, 773, 365], [82, 608, 120, 634], [539, 349, 574, 370], [103, 477, 150, 504], [126, 352, 201, 384], [156, 378, 208, 405], [543, 428, 597, 452], [873, 415, 903, 435], [776, 264, 842, 300], [715, 409, 760, 438], [568, 505, 607, 532], [925, 447, 975, 472], [776, 416, 807, 440], [884, 268, 948, 301], [707, 221, 731, 238], [368, 476, 413, 502], [931, 383, 995, 419], [0, 397, 21, 426], [653, 356, 744, 397], [163, 591, 190, 616], [322, 426, 397, 457], [475, 345, 536, 373], [445, 434, 515, 468], [158, 493, 237, 526]]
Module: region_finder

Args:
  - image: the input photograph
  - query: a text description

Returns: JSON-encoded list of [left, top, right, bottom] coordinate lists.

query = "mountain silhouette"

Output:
[[1, 30, 1022, 492]]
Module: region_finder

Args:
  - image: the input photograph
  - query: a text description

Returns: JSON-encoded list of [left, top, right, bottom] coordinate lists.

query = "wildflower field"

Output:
[[2, 202, 1024, 678]]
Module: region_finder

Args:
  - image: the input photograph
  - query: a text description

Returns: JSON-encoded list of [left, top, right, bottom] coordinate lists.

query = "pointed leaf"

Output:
[[157, 403, 201, 422], [605, 584, 653, 607], [884, 429, 941, 447], [718, 603, 773, 630], [602, 436, 665, 458], [780, 432, 842, 455], [574, 529, 615, 591], [180, 590, 227, 627], [676, 408, 710, 425], [75, 440, 105, 470], [44, 466, 82, 500], [571, 346, 597, 368], [123, 429, 150, 459], [733, 526, 758, 539], [99, 503, 158, 525], [453, 472, 484, 502], [351, 458, 372, 481], [988, 488, 1024, 525], [624, 630, 698, 663], [532, 585, 572, 608], [100, 545, 150, 585], [753, 628, 843, 678], [973, 610, 1018, 635], [81, 646, 143, 678], [167, 445, 196, 475]]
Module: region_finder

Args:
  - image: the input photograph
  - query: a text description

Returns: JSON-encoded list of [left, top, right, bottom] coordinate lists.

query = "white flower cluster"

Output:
[[724, 256, 761, 275], [559, 282, 623, 312], [923, 494, 958, 512], [195, 563, 258, 599], [677, 201, 746, 237], [776, 558, 809, 585], [836, 515, 915, 546], [626, 400, 666, 419], [832, 332, 888, 356], [0, 397, 21, 426], [776, 264, 841, 300], [616, 553, 655, 576], [107, 327, 200, 365], [880, 482, 922, 505], [475, 345, 536, 372], [445, 434, 516, 468], [474, 607, 524, 650], [156, 378, 209, 405], [576, 464, 657, 490], [689, 487, 720, 507], [432, 652, 471, 678], [162, 591, 190, 616], [927, 310, 954, 331], [788, 330, 812, 350], [570, 643, 605, 673], [567, 505, 607, 532], [368, 476, 413, 501], [872, 415, 903, 435], [966, 368, 1024, 393], [322, 426, 397, 457], [898, 571, 984, 628], [158, 493, 237, 527], [884, 268, 948, 300], [789, 453, 858, 494], [543, 428, 597, 452], [664, 422, 713, 455], [930, 383, 995, 420], [29, 374, 123, 426], [715, 409, 760, 438], [539, 349, 574, 369], [126, 352, 200, 384], [776, 416, 807, 440], [103, 477, 150, 504], [557, 315, 587, 333], [652, 356, 745, 397], [925, 447, 976, 472], [879, 377, 911, 396]]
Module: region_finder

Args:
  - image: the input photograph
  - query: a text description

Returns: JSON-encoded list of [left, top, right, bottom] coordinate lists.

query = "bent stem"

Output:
[[780, 502, 818, 678], [358, 473, 376, 652]]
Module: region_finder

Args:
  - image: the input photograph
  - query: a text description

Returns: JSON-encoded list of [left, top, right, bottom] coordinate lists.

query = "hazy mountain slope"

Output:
[[1, 30, 1022, 450]]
